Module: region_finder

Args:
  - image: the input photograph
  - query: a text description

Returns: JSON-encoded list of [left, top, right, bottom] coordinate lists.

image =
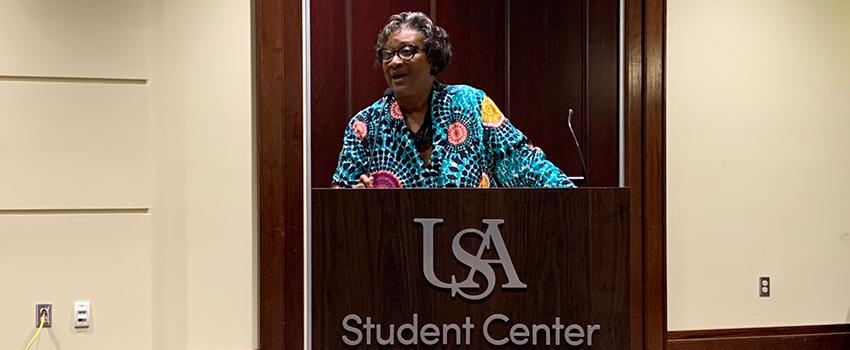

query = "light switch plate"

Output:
[[74, 300, 90, 328]]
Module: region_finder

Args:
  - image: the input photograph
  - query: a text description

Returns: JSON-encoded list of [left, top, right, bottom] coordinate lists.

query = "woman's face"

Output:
[[382, 28, 434, 101]]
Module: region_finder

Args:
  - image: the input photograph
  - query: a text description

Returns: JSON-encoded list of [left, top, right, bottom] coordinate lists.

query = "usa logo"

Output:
[[415, 218, 527, 301]]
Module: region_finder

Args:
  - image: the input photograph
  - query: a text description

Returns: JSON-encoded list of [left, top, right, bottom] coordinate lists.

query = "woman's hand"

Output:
[[351, 174, 374, 189]]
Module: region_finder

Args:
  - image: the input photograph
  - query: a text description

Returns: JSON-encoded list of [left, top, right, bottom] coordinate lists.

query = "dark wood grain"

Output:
[[309, 0, 350, 188], [643, 0, 667, 348], [257, 0, 303, 348], [622, 0, 645, 348], [508, 0, 585, 184], [312, 188, 630, 349], [434, 0, 506, 105], [585, 0, 620, 186], [622, 0, 667, 349], [668, 324, 850, 350]]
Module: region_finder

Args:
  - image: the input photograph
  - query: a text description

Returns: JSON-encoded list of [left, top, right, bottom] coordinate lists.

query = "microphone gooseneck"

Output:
[[366, 89, 395, 178], [567, 108, 589, 184]]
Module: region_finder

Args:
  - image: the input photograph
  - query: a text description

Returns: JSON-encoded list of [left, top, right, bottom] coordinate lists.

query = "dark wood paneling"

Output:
[[668, 324, 850, 350], [622, 0, 667, 349], [257, 0, 303, 348], [643, 0, 667, 348], [623, 0, 645, 348], [434, 0, 506, 105], [310, 0, 349, 188], [508, 0, 585, 183], [312, 188, 631, 349], [586, 0, 620, 186], [506, 0, 620, 187]]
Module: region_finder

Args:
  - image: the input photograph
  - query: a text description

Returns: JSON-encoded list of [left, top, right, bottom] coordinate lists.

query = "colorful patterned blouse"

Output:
[[331, 82, 575, 188]]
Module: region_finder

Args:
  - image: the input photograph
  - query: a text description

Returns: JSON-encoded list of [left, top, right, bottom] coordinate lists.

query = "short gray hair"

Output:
[[375, 12, 452, 75]]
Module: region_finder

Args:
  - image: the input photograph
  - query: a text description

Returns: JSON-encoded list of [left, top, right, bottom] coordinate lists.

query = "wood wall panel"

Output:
[[309, 0, 349, 187], [508, 0, 586, 182], [623, 0, 667, 348], [434, 0, 506, 106], [668, 324, 850, 350], [0, 82, 150, 209], [643, 0, 667, 348], [257, 0, 302, 347], [623, 0, 645, 346], [586, 0, 620, 186]]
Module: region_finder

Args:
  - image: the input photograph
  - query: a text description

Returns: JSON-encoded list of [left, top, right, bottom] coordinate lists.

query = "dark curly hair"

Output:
[[375, 12, 452, 75]]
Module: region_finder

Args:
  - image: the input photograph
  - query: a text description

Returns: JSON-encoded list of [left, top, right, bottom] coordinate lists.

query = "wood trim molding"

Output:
[[668, 324, 850, 349], [623, 0, 667, 348], [257, 0, 303, 348]]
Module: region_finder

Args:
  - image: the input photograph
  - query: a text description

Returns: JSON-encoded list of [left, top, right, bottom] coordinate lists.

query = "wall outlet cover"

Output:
[[759, 276, 771, 297], [35, 303, 52, 328]]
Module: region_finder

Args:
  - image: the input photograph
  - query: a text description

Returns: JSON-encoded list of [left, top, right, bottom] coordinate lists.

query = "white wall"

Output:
[[667, 0, 850, 330], [0, 0, 255, 349]]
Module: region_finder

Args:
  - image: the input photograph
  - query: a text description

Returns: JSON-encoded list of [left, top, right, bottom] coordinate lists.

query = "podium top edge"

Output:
[[311, 187, 630, 191]]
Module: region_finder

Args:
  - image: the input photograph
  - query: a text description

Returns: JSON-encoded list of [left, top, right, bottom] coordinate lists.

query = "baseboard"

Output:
[[668, 324, 850, 350]]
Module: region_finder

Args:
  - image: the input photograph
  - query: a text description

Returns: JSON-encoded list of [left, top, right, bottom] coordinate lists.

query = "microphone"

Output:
[[366, 88, 395, 177], [567, 108, 589, 184]]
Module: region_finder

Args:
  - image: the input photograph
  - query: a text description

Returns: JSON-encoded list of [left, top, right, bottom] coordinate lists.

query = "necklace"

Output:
[[409, 112, 434, 153], [394, 90, 435, 153]]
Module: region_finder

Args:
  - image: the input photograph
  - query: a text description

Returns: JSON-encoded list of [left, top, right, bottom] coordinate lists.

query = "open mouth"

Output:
[[391, 73, 408, 80]]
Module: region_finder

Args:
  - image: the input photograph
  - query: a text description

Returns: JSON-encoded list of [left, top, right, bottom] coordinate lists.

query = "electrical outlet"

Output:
[[35, 304, 52, 328], [759, 276, 770, 297]]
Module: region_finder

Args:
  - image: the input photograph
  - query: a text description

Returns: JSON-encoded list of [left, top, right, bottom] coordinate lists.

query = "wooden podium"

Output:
[[312, 188, 630, 348]]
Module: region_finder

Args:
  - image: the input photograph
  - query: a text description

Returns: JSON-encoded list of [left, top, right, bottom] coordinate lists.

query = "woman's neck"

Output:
[[397, 90, 430, 130], [397, 92, 429, 116]]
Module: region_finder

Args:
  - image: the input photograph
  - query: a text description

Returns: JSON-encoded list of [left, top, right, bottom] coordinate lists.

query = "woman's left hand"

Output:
[[351, 174, 374, 189]]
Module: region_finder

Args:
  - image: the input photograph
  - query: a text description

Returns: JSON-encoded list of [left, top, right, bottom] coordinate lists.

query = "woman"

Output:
[[332, 11, 574, 189]]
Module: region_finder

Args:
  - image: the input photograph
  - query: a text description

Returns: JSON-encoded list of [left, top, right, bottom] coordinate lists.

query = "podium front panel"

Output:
[[312, 188, 629, 349]]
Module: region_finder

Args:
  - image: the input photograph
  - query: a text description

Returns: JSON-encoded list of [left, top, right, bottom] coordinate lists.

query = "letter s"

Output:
[[452, 228, 496, 300], [342, 314, 363, 346]]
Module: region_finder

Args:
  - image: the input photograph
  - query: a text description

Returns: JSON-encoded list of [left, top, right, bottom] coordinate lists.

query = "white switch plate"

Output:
[[73, 300, 90, 328]]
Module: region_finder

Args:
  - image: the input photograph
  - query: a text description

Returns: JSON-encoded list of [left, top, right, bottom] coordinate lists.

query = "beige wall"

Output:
[[0, 0, 149, 79], [667, 0, 850, 331], [0, 0, 153, 349], [149, 0, 255, 348], [1, 0, 254, 348]]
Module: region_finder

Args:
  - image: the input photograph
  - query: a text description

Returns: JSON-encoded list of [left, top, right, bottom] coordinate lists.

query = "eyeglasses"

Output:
[[377, 45, 423, 63]]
